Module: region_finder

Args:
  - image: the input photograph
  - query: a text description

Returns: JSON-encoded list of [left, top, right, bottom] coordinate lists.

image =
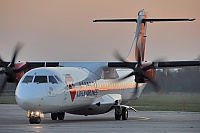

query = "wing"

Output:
[[26, 61, 59, 68], [153, 60, 200, 68], [108, 60, 200, 69]]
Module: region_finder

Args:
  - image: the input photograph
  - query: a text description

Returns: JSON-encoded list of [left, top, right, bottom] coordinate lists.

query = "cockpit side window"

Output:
[[55, 75, 62, 83], [22, 76, 33, 83], [49, 76, 58, 84], [34, 76, 48, 83]]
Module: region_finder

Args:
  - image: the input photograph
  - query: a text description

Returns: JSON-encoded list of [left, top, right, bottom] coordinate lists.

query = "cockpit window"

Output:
[[22, 76, 33, 83], [49, 76, 58, 84], [55, 75, 62, 83], [34, 76, 47, 83]]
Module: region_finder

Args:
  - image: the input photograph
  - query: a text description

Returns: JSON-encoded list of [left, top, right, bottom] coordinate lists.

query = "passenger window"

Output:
[[22, 76, 33, 83], [34, 76, 47, 83], [49, 76, 58, 84]]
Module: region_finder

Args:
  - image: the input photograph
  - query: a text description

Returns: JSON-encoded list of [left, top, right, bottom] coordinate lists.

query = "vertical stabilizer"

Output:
[[126, 9, 147, 61]]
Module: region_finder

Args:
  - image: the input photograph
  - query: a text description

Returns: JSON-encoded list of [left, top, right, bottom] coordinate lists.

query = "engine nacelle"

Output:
[[143, 61, 155, 83], [144, 69, 156, 82], [134, 61, 156, 83], [14, 61, 28, 82]]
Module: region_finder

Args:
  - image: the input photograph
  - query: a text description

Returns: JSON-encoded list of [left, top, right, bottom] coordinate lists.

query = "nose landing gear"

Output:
[[27, 110, 44, 124], [29, 116, 41, 124]]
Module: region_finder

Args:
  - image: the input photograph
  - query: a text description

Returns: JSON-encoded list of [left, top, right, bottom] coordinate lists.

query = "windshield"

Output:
[[22, 75, 61, 84], [34, 76, 48, 83]]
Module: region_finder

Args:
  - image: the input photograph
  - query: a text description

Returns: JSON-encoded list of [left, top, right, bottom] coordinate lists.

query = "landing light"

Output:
[[31, 111, 34, 115], [29, 111, 41, 117], [35, 111, 40, 116]]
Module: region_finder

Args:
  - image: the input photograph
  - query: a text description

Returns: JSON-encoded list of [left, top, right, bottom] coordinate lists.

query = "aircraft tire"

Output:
[[122, 107, 128, 120], [57, 112, 65, 120], [115, 113, 121, 120], [115, 107, 121, 120], [51, 113, 58, 120], [29, 116, 41, 124], [35, 117, 41, 124], [29, 116, 35, 124]]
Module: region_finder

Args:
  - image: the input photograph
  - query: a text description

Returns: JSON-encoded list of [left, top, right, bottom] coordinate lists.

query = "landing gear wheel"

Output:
[[57, 112, 65, 120], [51, 113, 58, 120], [115, 107, 121, 120], [35, 117, 41, 124], [29, 116, 41, 124], [115, 113, 121, 120], [29, 116, 35, 124], [122, 107, 128, 120]]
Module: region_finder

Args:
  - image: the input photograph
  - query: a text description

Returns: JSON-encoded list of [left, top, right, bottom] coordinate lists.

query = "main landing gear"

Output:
[[51, 112, 65, 120], [115, 106, 128, 120]]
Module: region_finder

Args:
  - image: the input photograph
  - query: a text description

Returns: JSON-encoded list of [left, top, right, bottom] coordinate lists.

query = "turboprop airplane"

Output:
[[0, 9, 199, 124]]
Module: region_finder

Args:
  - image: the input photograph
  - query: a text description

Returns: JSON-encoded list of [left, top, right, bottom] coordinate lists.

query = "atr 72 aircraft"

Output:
[[0, 9, 199, 124]]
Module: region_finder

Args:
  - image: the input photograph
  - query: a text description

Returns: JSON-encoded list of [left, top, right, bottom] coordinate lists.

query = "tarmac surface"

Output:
[[0, 104, 199, 133]]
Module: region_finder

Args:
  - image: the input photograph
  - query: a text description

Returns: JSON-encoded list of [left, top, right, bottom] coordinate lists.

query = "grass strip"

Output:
[[128, 94, 200, 112]]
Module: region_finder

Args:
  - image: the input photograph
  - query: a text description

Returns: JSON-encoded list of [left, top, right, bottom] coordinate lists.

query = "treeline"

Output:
[[144, 67, 200, 93]]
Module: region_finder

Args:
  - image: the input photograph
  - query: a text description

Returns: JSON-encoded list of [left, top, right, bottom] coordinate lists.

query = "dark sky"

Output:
[[0, 0, 199, 61]]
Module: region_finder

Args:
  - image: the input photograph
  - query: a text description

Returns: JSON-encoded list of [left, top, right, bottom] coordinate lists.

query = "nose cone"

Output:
[[15, 84, 44, 111]]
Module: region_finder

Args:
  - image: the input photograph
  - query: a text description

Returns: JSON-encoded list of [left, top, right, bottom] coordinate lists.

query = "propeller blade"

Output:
[[9, 43, 23, 67], [116, 71, 136, 83], [142, 73, 162, 93], [113, 51, 137, 69], [120, 71, 136, 81], [113, 51, 127, 63]]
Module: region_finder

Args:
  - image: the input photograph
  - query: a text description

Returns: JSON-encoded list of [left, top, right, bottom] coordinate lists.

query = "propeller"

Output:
[[0, 43, 25, 94], [114, 50, 162, 94]]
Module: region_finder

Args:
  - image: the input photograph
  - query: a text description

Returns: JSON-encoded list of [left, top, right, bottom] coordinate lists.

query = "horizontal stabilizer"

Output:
[[93, 18, 195, 23], [143, 18, 195, 22], [93, 19, 137, 22]]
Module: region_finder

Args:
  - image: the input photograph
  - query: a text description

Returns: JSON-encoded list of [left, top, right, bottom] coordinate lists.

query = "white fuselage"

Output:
[[15, 67, 146, 116]]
